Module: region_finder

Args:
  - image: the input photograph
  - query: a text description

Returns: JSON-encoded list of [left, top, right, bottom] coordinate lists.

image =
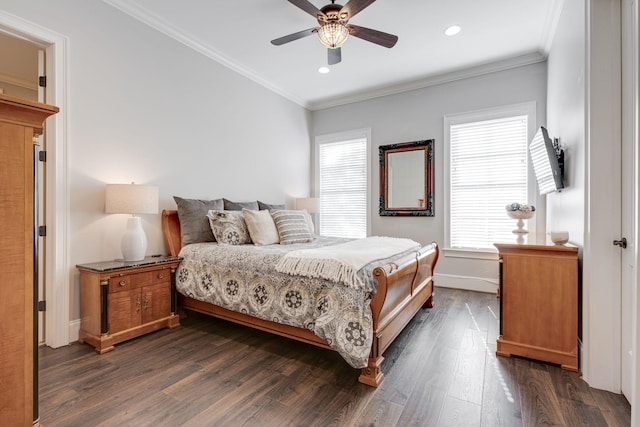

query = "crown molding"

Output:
[[102, 1, 550, 112], [101, 0, 307, 108], [307, 52, 548, 111]]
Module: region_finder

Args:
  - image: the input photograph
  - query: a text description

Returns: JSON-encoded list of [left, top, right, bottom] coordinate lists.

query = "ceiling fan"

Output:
[[271, 0, 398, 65]]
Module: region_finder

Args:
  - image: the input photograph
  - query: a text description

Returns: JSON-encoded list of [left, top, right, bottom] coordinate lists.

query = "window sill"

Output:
[[443, 247, 499, 260]]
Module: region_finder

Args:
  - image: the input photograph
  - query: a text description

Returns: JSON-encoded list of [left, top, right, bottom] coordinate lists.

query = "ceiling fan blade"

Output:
[[340, 0, 376, 20], [271, 28, 317, 46], [328, 47, 342, 65], [348, 24, 398, 48], [288, 0, 327, 20]]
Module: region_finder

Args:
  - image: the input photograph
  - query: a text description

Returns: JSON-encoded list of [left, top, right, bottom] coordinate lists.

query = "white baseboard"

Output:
[[434, 273, 498, 294], [68, 319, 80, 343]]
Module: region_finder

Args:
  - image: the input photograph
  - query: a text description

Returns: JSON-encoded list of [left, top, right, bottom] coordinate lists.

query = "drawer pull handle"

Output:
[[143, 293, 149, 310], [119, 280, 127, 286], [136, 295, 141, 312], [157, 273, 165, 279]]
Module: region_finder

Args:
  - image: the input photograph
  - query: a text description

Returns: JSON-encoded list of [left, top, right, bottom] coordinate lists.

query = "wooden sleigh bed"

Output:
[[162, 209, 439, 386]]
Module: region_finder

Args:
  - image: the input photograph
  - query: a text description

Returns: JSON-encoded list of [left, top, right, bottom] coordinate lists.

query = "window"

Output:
[[445, 103, 536, 251], [315, 130, 369, 238]]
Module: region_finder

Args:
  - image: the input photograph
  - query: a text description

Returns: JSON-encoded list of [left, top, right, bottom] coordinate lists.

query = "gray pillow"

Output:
[[207, 210, 252, 245], [223, 198, 259, 211], [173, 196, 223, 246], [270, 210, 313, 244], [258, 200, 285, 210]]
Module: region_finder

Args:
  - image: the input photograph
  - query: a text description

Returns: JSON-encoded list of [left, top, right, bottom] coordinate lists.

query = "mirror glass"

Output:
[[379, 139, 434, 216]]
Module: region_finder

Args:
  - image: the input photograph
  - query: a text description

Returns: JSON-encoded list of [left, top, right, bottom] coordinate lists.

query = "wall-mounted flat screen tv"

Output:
[[529, 126, 564, 195]]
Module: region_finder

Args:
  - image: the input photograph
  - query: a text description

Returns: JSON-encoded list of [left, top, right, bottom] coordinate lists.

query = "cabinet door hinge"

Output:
[[39, 150, 47, 162], [38, 225, 46, 237], [38, 301, 46, 312], [39, 76, 47, 88]]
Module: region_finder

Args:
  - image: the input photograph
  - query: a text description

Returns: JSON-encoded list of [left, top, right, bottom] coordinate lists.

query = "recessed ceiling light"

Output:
[[318, 66, 330, 74], [445, 25, 462, 36]]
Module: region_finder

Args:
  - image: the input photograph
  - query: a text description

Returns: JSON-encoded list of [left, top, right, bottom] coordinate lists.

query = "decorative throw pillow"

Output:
[[223, 198, 259, 211], [302, 210, 315, 235], [207, 210, 252, 245], [173, 196, 224, 246], [242, 208, 280, 245], [258, 200, 286, 211], [270, 210, 313, 244]]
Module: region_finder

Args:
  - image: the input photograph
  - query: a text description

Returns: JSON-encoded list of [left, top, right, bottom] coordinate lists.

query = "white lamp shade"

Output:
[[105, 184, 159, 215], [295, 197, 320, 213]]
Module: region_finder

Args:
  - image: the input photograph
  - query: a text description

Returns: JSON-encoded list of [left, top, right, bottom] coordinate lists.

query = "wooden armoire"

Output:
[[0, 94, 58, 426]]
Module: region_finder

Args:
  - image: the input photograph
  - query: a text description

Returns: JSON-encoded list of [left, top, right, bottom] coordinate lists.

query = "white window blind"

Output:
[[449, 115, 529, 249], [318, 138, 367, 238]]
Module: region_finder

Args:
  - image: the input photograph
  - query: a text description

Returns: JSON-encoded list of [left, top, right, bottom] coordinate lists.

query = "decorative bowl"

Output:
[[505, 203, 535, 234], [549, 231, 569, 245], [506, 209, 535, 220], [505, 203, 535, 219]]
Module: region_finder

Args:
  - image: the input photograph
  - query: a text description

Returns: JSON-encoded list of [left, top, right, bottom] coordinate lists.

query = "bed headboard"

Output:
[[162, 209, 182, 257]]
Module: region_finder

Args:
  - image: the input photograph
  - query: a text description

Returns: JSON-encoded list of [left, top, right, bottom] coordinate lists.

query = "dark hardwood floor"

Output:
[[39, 287, 630, 426]]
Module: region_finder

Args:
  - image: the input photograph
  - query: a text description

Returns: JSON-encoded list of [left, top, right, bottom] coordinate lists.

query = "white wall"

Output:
[[546, 0, 586, 246], [0, 0, 312, 323], [546, 0, 623, 393], [312, 63, 547, 292]]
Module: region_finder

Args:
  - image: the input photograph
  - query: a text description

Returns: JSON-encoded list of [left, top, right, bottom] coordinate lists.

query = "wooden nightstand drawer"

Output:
[[151, 268, 171, 284], [108, 271, 153, 293]]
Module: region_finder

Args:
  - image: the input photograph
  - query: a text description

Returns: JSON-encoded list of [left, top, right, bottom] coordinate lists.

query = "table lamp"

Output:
[[295, 197, 319, 213], [296, 197, 320, 234], [105, 183, 159, 261]]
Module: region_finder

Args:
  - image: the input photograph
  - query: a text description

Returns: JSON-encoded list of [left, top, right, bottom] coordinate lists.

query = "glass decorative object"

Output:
[[505, 203, 535, 234]]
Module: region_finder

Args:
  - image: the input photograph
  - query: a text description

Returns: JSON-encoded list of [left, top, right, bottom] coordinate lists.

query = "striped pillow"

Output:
[[270, 210, 313, 244]]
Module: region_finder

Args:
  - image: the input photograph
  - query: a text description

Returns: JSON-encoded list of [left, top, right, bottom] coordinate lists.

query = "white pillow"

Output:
[[242, 208, 280, 245]]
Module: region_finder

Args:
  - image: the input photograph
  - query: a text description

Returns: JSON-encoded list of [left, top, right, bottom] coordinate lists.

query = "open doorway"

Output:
[[0, 11, 70, 350]]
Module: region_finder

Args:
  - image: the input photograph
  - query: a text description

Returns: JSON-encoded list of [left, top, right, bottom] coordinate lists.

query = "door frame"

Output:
[[0, 11, 70, 348], [626, 0, 640, 423]]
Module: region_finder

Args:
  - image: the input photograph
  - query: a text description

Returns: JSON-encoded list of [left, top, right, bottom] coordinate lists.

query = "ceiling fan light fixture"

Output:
[[317, 22, 349, 48]]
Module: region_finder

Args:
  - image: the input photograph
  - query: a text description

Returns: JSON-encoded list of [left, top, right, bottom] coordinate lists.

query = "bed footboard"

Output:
[[359, 242, 439, 386]]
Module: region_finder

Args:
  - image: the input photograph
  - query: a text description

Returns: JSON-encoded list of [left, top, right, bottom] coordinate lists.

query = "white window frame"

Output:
[[314, 128, 371, 237], [444, 102, 538, 258]]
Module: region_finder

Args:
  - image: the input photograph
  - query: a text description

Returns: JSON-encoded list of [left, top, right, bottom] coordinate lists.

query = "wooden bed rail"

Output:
[[371, 243, 438, 331], [361, 242, 439, 386]]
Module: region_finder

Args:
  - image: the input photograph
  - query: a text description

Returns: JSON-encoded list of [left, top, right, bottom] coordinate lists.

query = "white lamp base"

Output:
[[121, 216, 147, 261]]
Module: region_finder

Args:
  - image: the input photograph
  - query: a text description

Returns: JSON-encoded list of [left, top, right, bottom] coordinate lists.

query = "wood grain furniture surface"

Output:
[[0, 93, 58, 426], [161, 209, 439, 386], [77, 256, 182, 353], [494, 241, 579, 371]]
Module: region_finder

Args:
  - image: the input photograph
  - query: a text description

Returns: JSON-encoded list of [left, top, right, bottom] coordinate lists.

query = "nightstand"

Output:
[[77, 256, 182, 353], [494, 241, 578, 371]]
